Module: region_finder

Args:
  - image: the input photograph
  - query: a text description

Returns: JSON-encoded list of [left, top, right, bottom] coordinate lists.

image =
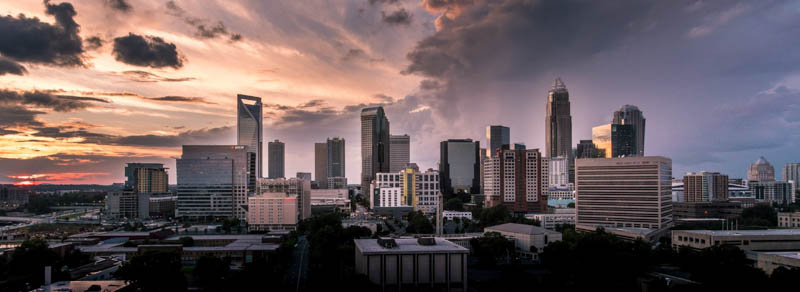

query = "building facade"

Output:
[[268, 140, 285, 179], [389, 134, 410, 172], [748, 156, 775, 182], [683, 171, 729, 202], [485, 125, 510, 157], [592, 123, 636, 158], [371, 168, 440, 214], [575, 156, 673, 229], [612, 104, 646, 156], [237, 94, 262, 181], [750, 181, 793, 204], [439, 139, 481, 195], [548, 156, 569, 188], [247, 192, 298, 231], [484, 149, 549, 214], [545, 78, 572, 159], [257, 178, 311, 221], [327, 137, 346, 179], [314, 142, 328, 188], [124, 163, 168, 193], [575, 140, 603, 159], [176, 145, 250, 220], [783, 162, 800, 199], [778, 212, 800, 228], [361, 107, 391, 202]]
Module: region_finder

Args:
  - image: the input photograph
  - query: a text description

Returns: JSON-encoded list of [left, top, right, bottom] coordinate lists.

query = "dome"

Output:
[[753, 156, 771, 166]]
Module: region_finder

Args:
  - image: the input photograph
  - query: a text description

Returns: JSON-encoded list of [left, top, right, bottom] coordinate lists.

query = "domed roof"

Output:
[[753, 156, 771, 166]]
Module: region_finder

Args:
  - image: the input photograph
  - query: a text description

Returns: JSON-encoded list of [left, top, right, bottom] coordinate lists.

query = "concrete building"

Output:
[[389, 134, 410, 172], [237, 94, 262, 181], [148, 194, 177, 218], [782, 162, 800, 199], [361, 107, 391, 203], [547, 187, 575, 201], [525, 210, 576, 230], [176, 145, 250, 220], [484, 149, 549, 214], [548, 156, 569, 188], [612, 104, 646, 156], [672, 229, 800, 251], [485, 223, 562, 258], [750, 181, 793, 204], [672, 201, 742, 220], [748, 156, 775, 182], [371, 168, 440, 214], [247, 192, 297, 231], [545, 77, 572, 160], [310, 189, 350, 212], [442, 211, 472, 221], [327, 177, 348, 189], [327, 137, 346, 179], [296, 172, 312, 181], [314, 142, 328, 188], [105, 190, 149, 219], [124, 163, 168, 193], [354, 237, 468, 289], [439, 139, 481, 195], [257, 177, 311, 221], [778, 212, 800, 228], [755, 252, 800, 275], [683, 171, 729, 202], [485, 125, 510, 157], [268, 140, 285, 179], [592, 123, 636, 158], [0, 186, 29, 208], [575, 156, 673, 229]]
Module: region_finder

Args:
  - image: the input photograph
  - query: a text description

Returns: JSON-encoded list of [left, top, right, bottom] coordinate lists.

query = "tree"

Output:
[[115, 251, 187, 292], [193, 255, 230, 291], [567, 202, 575, 208], [444, 198, 464, 211], [405, 211, 434, 234], [178, 236, 194, 247], [740, 205, 778, 227], [7, 239, 64, 288], [477, 205, 511, 227], [470, 232, 515, 267]]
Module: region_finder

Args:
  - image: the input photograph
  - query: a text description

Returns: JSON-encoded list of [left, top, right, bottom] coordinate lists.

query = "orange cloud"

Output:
[[9, 172, 110, 185]]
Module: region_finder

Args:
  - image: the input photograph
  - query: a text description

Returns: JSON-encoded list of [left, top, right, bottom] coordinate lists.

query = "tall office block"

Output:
[[575, 140, 603, 159], [748, 156, 775, 182], [257, 177, 311, 221], [613, 105, 646, 156], [124, 163, 168, 193], [749, 181, 793, 204], [592, 123, 636, 158], [575, 156, 673, 229], [237, 95, 262, 183], [485, 125, 510, 157], [328, 137, 346, 179], [389, 134, 410, 172], [314, 143, 328, 187], [440, 139, 481, 195], [484, 149, 548, 214], [545, 78, 572, 159], [268, 140, 285, 179], [177, 145, 250, 220], [361, 107, 391, 201], [684, 172, 729, 202], [783, 163, 800, 199]]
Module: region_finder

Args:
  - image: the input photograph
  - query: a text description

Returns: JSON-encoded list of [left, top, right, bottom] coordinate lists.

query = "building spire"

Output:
[[553, 77, 566, 90]]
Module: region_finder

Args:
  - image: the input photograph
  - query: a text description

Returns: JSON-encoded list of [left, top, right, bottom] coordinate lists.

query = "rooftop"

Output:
[[485, 223, 561, 235], [354, 237, 468, 255], [675, 229, 800, 236]]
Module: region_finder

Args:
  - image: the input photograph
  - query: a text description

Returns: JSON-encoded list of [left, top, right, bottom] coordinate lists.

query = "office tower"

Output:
[[440, 139, 481, 196], [247, 192, 298, 231], [485, 125, 510, 157], [258, 177, 311, 221], [389, 134, 410, 172], [237, 95, 262, 183], [575, 140, 603, 159], [513, 143, 526, 150], [575, 156, 672, 229], [749, 181, 793, 204], [592, 123, 636, 158], [545, 78, 572, 159], [327, 137, 346, 183], [613, 105, 646, 156], [296, 172, 312, 181], [268, 140, 285, 179], [683, 172, 729, 202], [361, 107, 391, 201], [327, 177, 348, 189], [124, 163, 168, 193], [548, 156, 568, 188], [484, 149, 549, 214], [372, 168, 440, 214], [314, 143, 328, 188], [176, 145, 250, 220], [784, 162, 800, 199], [748, 156, 775, 182]]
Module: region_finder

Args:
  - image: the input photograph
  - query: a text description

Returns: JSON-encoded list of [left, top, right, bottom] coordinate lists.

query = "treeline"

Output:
[[26, 192, 105, 214]]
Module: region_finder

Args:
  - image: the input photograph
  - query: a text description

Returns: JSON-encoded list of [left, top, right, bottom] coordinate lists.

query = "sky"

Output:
[[0, 0, 799, 185]]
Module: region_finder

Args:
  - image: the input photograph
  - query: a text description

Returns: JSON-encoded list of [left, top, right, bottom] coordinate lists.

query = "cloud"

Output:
[[119, 70, 195, 82], [146, 96, 215, 104], [0, 1, 85, 66], [368, 0, 400, 4], [0, 105, 43, 128], [341, 48, 384, 63], [0, 57, 26, 75], [0, 89, 103, 112], [382, 8, 412, 25], [687, 3, 749, 38], [105, 0, 133, 13], [165, 1, 243, 41], [112, 33, 184, 68], [85, 36, 103, 50]]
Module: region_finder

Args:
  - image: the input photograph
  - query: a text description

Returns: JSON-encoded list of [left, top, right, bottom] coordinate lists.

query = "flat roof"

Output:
[[760, 251, 800, 260], [675, 229, 800, 236], [485, 223, 561, 235], [354, 238, 468, 255]]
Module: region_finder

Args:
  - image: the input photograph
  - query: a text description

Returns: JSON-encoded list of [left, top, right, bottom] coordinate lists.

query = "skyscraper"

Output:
[[361, 107, 390, 200], [484, 149, 549, 214], [176, 145, 250, 220], [314, 143, 328, 188], [613, 105, 646, 156], [237, 95, 262, 182], [327, 137, 346, 178], [683, 172, 729, 202], [268, 140, 285, 179], [124, 163, 168, 193], [591, 123, 636, 158], [545, 78, 572, 159], [748, 156, 775, 182], [783, 162, 800, 199], [440, 139, 481, 195], [485, 125, 510, 157], [389, 134, 410, 172], [575, 140, 602, 158]]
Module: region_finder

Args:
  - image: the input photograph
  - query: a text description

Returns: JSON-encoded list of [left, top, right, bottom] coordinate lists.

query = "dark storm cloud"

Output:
[[30, 125, 233, 147], [112, 33, 184, 68], [85, 36, 103, 50], [165, 1, 242, 41], [105, 0, 133, 12], [0, 89, 103, 112], [0, 1, 84, 66], [119, 70, 195, 82], [341, 48, 383, 63], [0, 105, 44, 128], [146, 96, 215, 104], [0, 57, 26, 75], [419, 79, 440, 90], [0, 129, 20, 135], [382, 8, 412, 25]]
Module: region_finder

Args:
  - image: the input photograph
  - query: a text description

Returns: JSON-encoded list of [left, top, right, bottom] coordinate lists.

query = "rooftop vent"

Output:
[[417, 237, 436, 246], [377, 238, 397, 248]]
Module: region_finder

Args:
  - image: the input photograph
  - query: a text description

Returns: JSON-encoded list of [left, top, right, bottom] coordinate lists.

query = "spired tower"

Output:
[[237, 94, 262, 188], [545, 78, 573, 159]]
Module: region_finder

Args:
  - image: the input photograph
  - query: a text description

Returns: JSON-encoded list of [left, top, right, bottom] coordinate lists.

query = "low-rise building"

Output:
[[310, 189, 351, 213], [754, 251, 800, 275], [354, 237, 468, 289], [525, 209, 575, 230], [442, 211, 472, 221], [672, 201, 743, 220], [484, 223, 561, 258], [778, 212, 800, 228], [247, 192, 297, 231], [672, 229, 800, 251]]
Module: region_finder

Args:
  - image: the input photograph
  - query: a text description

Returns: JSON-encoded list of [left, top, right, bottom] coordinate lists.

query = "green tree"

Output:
[[405, 211, 434, 234], [115, 251, 187, 292], [470, 232, 515, 267], [444, 198, 464, 211], [193, 255, 230, 291], [740, 205, 778, 227], [7, 239, 64, 287]]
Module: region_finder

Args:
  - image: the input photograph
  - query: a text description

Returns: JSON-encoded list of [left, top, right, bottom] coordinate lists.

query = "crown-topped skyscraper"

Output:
[[545, 77, 573, 160]]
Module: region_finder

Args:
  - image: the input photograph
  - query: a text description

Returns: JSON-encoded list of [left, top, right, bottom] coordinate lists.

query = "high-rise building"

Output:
[[548, 156, 569, 188], [371, 168, 440, 214], [575, 140, 603, 159], [361, 107, 390, 201], [440, 139, 481, 196], [748, 156, 775, 182], [327, 137, 346, 179], [485, 125, 510, 157], [783, 162, 800, 200], [484, 149, 549, 214], [750, 181, 793, 204], [314, 143, 328, 188], [613, 105, 646, 156], [389, 134, 410, 172], [176, 145, 250, 220], [124, 163, 168, 193], [575, 156, 673, 229], [545, 78, 572, 159], [268, 140, 285, 179], [247, 192, 297, 231], [258, 177, 311, 221], [592, 123, 636, 158], [237, 95, 262, 182], [683, 172, 729, 202]]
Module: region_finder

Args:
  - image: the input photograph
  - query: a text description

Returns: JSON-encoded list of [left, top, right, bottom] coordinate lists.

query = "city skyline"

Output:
[[2, 1, 800, 185]]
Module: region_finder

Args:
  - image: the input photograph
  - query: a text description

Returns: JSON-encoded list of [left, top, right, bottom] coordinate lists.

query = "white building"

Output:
[[370, 167, 440, 214], [546, 188, 574, 201], [484, 223, 562, 259], [247, 192, 297, 231], [442, 211, 472, 221], [525, 210, 576, 230], [548, 156, 569, 188]]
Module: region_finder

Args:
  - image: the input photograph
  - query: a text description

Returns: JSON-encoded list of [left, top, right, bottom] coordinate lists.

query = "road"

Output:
[[287, 235, 309, 291]]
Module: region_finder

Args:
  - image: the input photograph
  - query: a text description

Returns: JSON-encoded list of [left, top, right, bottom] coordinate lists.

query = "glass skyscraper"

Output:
[[361, 107, 390, 201], [545, 78, 573, 159], [176, 145, 250, 220], [613, 105, 646, 156], [237, 94, 262, 184], [485, 125, 510, 157], [440, 139, 481, 195], [268, 140, 285, 179], [592, 123, 636, 158]]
